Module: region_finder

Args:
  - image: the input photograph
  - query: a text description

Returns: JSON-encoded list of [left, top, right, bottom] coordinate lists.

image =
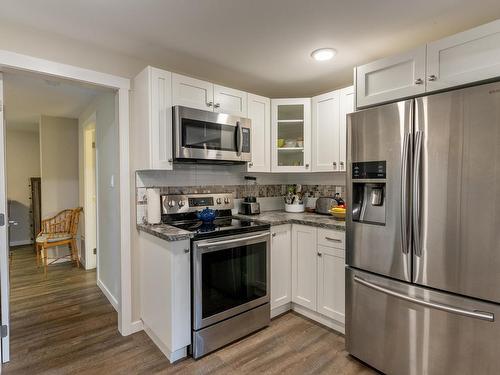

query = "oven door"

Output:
[[192, 231, 270, 330], [174, 105, 251, 162]]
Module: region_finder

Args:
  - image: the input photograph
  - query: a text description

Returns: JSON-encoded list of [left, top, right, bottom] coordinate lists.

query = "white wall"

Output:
[[6, 127, 40, 246], [39, 115, 79, 261], [39, 115, 79, 217], [79, 92, 120, 308]]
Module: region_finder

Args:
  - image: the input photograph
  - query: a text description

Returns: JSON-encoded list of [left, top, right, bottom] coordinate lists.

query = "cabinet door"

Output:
[[270, 225, 292, 310], [271, 98, 311, 173], [213, 85, 248, 117], [150, 68, 173, 170], [356, 46, 426, 108], [312, 90, 340, 172], [247, 94, 271, 172], [172, 73, 214, 111], [338, 86, 354, 172], [291, 224, 317, 310], [426, 20, 500, 92], [317, 245, 345, 322]]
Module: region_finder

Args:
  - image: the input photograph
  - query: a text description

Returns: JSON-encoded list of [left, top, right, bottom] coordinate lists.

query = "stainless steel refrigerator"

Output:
[[346, 81, 500, 375]]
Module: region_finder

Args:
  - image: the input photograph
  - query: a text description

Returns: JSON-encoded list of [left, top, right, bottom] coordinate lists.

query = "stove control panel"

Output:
[[161, 193, 233, 214]]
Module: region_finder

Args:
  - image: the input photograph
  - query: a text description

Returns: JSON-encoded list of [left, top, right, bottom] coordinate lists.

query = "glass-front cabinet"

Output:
[[271, 98, 311, 172]]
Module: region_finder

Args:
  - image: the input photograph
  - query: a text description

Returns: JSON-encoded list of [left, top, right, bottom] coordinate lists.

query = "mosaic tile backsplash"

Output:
[[136, 184, 345, 224], [157, 184, 344, 198]]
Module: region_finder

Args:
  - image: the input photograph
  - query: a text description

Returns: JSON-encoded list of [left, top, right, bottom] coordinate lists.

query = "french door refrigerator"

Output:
[[346, 81, 500, 375]]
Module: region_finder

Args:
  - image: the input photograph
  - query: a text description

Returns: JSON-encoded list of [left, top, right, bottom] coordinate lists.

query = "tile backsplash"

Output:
[[136, 183, 344, 224]]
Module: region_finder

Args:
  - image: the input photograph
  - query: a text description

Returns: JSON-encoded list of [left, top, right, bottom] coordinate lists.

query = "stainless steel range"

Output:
[[161, 193, 271, 359]]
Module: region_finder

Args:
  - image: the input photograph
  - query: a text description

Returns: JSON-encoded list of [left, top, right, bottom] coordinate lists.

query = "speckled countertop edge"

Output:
[[235, 211, 346, 231], [137, 223, 194, 241]]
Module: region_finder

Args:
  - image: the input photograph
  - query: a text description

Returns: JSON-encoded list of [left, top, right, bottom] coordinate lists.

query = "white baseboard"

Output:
[[128, 320, 143, 334], [143, 322, 187, 363], [9, 239, 33, 247], [271, 302, 292, 319], [270, 302, 345, 334], [97, 278, 119, 312], [292, 304, 345, 334]]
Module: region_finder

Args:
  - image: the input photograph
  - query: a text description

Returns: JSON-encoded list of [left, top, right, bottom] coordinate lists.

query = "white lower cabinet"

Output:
[[139, 232, 191, 363], [317, 245, 345, 323], [270, 225, 292, 309], [273, 224, 345, 330], [291, 225, 317, 310]]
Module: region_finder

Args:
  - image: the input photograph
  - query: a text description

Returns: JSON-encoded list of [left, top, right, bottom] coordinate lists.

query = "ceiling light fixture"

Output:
[[311, 48, 337, 61]]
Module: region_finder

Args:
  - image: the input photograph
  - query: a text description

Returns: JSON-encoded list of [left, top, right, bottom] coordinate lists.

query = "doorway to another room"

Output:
[[1, 68, 120, 370]]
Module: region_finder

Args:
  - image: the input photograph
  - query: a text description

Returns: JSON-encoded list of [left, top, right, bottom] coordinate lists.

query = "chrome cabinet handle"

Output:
[[272, 233, 276, 238], [167, 158, 173, 163], [184, 248, 190, 254], [207, 101, 213, 107], [414, 78, 424, 85], [325, 238, 341, 243], [214, 103, 220, 108], [317, 252, 322, 257], [248, 162, 253, 167], [428, 75, 437, 81], [413, 131, 423, 256], [305, 163, 310, 168], [354, 276, 494, 322], [401, 133, 411, 254]]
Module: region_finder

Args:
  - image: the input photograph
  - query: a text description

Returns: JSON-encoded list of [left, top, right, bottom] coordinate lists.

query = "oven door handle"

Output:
[[196, 232, 269, 249]]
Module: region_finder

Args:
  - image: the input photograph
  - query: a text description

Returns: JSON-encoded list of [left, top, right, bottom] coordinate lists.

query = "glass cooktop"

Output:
[[167, 216, 270, 239]]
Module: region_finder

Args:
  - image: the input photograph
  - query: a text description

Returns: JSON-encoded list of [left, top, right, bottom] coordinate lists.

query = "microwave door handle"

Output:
[[235, 121, 242, 156]]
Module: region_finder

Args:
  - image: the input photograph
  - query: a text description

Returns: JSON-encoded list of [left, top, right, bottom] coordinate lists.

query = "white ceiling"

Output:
[[3, 70, 108, 132], [0, 1, 499, 97]]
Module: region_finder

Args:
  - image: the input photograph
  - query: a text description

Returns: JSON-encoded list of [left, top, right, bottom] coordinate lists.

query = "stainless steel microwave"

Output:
[[173, 106, 251, 163]]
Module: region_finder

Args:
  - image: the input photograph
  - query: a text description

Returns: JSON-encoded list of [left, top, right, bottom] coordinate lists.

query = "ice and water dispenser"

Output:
[[351, 161, 386, 225]]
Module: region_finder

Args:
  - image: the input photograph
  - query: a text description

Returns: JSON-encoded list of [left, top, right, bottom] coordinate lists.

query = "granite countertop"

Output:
[[137, 223, 194, 241], [235, 211, 346, 231]]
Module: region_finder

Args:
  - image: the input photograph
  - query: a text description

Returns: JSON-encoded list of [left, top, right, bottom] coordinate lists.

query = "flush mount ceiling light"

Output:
[[311, 48, 337, 61]]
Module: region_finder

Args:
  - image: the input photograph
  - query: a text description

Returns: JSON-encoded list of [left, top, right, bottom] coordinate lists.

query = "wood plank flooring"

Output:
[[4, 245, 375, 374]]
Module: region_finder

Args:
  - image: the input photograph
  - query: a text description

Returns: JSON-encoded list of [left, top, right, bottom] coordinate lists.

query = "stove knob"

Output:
[[178, 201, 185, 208], [216, 198, 222, 205], [168, 200, 176, 208], [224, 197, 230, 204]]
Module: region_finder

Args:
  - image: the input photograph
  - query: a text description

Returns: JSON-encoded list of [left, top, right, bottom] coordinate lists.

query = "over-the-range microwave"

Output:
[[173, 105, 251, 163]]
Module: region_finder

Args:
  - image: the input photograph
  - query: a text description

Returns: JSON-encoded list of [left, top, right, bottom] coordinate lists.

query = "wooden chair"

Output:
[[35, 207, 83, 277]]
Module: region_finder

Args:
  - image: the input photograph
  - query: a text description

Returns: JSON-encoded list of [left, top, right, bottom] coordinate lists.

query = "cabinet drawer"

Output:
[[317, 228, 345, 249]]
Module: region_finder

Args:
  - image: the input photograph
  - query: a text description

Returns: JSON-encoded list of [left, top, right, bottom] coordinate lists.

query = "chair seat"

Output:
[[36, 234, 72, 243]]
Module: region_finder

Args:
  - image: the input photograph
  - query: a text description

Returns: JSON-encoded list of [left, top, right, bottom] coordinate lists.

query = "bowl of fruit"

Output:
[[329, 205, 346, 220]]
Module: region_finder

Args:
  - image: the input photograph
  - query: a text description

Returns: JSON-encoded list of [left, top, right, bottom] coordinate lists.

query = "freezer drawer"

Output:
[[346, 268, 498, 375]]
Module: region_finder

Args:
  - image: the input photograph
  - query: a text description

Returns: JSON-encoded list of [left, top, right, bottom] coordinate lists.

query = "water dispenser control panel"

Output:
[[352, 161, 386, 179]]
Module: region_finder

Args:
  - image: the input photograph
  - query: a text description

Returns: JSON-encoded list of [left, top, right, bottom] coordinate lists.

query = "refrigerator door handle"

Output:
[[401, 132, 411, 254], [413, 130, 424, 256], [354, 276, 495, 322]]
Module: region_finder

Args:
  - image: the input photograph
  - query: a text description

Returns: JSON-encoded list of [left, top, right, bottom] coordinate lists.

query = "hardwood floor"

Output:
[[4, 245, 375, 374]]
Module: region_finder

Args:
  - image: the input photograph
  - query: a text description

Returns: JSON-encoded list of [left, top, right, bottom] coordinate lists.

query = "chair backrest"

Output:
[[70, 207, 84, 236], [41, 207, 84, 235]]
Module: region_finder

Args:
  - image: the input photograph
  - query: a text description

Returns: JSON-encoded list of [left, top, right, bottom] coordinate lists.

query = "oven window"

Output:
[[182, 118, 236, 152], [201, 242, 267, 319]]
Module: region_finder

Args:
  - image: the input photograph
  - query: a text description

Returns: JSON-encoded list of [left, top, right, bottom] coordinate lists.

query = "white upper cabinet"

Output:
[[338, 86, 354, 172], [312, 90, 340, 172], [132, 66, 173, 170], [270, 225, 292, 310], [172, 73, 214, 111], [247, 94, 271, 172], [213, 85, 247, 117], [426, 20, 500, 92], [291, 224, 317, 310], [271, 98, 312, 173], [356, 46, 426, 108]]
